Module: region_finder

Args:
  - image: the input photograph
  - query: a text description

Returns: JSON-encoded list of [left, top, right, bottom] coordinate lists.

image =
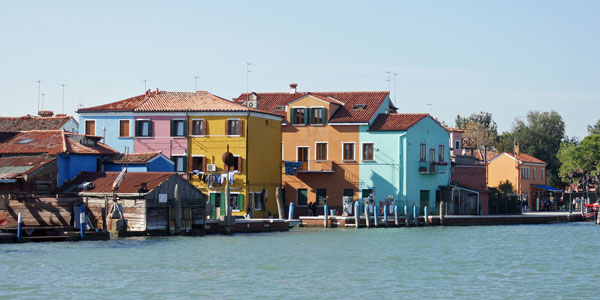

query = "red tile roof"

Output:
[[107, 152, 163, 164], [445, 127, 465, 133], [514, 153, 546, 165], [369, 113, 429, 131], [234, 91, 393, 123], [64, 171, 176, 193], [77, 93, 149, 112], [0, 115, 74, 131], [0, 155, 56, 179], [0, 131, 118, 156]]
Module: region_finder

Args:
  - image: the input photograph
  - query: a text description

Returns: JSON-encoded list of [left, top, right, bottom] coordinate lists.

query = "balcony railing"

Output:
[[419, 161, 448, 174], [283, 160, 335, 174]]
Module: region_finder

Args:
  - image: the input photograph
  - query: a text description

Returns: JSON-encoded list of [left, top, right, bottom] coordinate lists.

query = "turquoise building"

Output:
[[359, 114, 450, 214]]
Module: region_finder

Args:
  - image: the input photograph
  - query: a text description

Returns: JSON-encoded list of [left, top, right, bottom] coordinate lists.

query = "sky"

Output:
[[1, 0, 598, 139]]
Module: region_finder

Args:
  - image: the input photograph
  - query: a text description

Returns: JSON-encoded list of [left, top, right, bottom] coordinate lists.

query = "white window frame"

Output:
[[342, 142, 356, 162], [226, 118, 241, 137], [361, 142, 375, 161], [84, 119, 96, 136], [118, 119, 131, 138], [455, 140, 460, 150], [191, 155, 205, 172], [172, 155, 185, 173], [310, 106, 326, 126], [420, 143, 427, 161], [172, 118, 186, 137], [541, 168, 545, 180], [532, 167, 536, 180], [315, 141, 328, 161], [190, 119, 206, 137], [291, 106, 306, 126]]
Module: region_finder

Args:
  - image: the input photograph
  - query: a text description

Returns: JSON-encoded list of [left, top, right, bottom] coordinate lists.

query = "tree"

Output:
[[497, 131, 515, 153], [511, 110, 565, 187], [557, 134, 600, 191], [588, 119, 600, 135], [455, 110, 499, 150]]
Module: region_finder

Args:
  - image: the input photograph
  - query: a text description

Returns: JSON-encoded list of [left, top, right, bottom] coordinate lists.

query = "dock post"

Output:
[[17, 212, 22, 241], [354, 201, 360, 228], [413, 206, 418, 225], [80, 204, 86, 240], [288, 202, 294, 220], [424, 206, 429, 225], [365, 204, 371, 228], [439, 201, 445, 225], [404, 205, 409, 226], [383, 205, 388, 227], [394, 205, 399, 226], [374, 205, 379, 227], [324, 204, 329, 228]]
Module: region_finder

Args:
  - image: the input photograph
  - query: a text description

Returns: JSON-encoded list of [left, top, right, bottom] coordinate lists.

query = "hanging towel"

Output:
[[228, 172, 234, 184]]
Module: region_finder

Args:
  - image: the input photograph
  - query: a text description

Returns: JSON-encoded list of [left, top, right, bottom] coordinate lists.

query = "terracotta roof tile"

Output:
[[369, 113, 428, 131], [0, 115, 74, 131], [0, 130, 118, 156], [0, 155, 56, 179], [515, 153, 546, 164], [234, 91, 392, 123], [445, 127, 465, 133], [77, 93, 149, 112], [107, 152, 162, 164], [64, 171, 176, 193]]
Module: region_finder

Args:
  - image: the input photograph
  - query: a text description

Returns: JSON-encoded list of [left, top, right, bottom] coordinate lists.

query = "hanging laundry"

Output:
[[284, 161, 303, 175], [228, 172, 234, 184]]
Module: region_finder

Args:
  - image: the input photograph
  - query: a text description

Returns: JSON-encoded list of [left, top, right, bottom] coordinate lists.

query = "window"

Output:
[[343, 143, 355, 161], [297, 188, 308, 206], [85, 120, 95, 135], [429, 148, 436, 162], [362, 143, 374, 161], [253, 192, 264, 211], [297, 147, 309, 170], [311, 108, 326, 125], [455, 140, 460, 150], [343, 189, 354, 200], [172, 156, 187, 173], [438, 145, 445, 162], [521, 167, 530, 179], [226, 119, 242, 136], [135, 120, 153, 137], [316, 143, 327, 161], [119, 120, 130, 137], [532, 167, 536, 180], [227, 155, 242, 172], [316, 189, 327, 206], [191, 120, 206, 136], [191, 156, 205, 172], [420, 144, 427, 161], [170, 120, 186, 137], [292, 108, 305, 125], [541, 168, 545, 180]]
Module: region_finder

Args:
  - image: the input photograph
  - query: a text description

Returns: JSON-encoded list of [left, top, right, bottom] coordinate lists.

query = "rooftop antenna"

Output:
[[427, 103, 432, 114], [194, 76, 199, 92], [60, 84, 66, 114], [386, 71, 391, 91], [393, 72, 397, 106], [246, 62, 252, 106], [41, 93, 46, 111], [143, 80, 147, 91], [37, 80, 42, 113]]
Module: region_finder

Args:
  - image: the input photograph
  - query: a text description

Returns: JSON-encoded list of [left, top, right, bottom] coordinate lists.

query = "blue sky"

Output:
[[1, 0, 598, 138]]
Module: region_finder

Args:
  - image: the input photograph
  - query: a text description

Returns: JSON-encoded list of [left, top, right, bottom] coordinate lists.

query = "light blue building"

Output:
[[359, 114, 450, 214]]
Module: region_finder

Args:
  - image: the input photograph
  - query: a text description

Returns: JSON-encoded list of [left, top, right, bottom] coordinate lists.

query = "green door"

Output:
[[209, 193, 217, 219], [420, 190, 430, 215], [220, 193, 226, 216], [297, 189, 308, 206]]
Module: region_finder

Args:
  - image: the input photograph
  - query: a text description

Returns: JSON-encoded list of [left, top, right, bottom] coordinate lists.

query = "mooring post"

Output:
[[80, 204, 86, 240], [324, 204, 329, 228], [365, 203, 371, 228], [383, 204, 388, 227], [424, 206, 429, 225], [288, 202, 294, 220], [413, 205, 418, 225], [374, 205, 379, 227], [17, 212, 22, 241], [354, 201, 360, 228], [439, 201, 445, 225], [404, 205, 409, 226], [394, 205, 399, 226]]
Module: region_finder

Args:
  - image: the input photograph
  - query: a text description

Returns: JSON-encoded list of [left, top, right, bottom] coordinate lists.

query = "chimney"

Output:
[[289, 83, 298, 94], [38, 110, 54, 117], [514, 142, 520, 155]]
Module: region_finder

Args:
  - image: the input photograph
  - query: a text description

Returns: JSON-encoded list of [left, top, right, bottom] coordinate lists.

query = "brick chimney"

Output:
[[38, 110, 54, 117], [514, 142, 520, 155], [289, 83, 298, 94]]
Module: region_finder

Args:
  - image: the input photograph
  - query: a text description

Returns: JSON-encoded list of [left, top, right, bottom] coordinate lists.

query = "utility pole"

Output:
[[61, 84, 66, 114], [386, 71, 391, 91], [393, 73, 397, 106]]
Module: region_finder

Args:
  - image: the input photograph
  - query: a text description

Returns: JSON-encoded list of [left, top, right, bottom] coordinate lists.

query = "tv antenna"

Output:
[[37, 80, 42, 113], [427, 103, 432, 114], [60, 84, 66, 114], [246, 62, 252, 106], [393, 73, 397, 106], [143, 80, 147, 91], [386, 71, 391, 91], [41, 93, 46, 111], [194, 76, 199, 92]]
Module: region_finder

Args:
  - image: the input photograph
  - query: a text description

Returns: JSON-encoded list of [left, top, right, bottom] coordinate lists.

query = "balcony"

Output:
[[418, 161, 447, 174], [283, 160, 335, 175]]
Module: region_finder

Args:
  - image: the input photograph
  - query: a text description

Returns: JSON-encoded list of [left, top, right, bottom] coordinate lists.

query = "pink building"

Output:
[[446, 127, 464, 157]]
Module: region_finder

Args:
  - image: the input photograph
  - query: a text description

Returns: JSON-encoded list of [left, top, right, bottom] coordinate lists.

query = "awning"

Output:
[[531, 184, 561, 192]]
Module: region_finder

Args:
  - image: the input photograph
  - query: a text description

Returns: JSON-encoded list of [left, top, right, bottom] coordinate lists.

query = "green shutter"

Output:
[[183, 120, 188, 136], [135, 121, 141, 136], [322, 108, 327, 125], [183, 156, 188, 173], [237, 194, 244, 210], [220, 194, 226, 215], [170, 120, 175, 136], [304, 108, 310, 125], [291, 109, 296, 124], [148, 121, 153, 137], [209, 193, 216, 219]]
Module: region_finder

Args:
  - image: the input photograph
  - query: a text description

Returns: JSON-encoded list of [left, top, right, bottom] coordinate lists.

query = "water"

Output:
[[1, 223, 599, 299]]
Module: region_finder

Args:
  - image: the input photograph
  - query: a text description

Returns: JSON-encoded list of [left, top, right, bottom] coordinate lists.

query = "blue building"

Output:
[[104, 152, 174, 172], [359, 114, 450, 214]]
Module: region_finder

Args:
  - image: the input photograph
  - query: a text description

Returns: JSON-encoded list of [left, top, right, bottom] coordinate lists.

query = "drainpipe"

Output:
[[398, 133, 407, 208]]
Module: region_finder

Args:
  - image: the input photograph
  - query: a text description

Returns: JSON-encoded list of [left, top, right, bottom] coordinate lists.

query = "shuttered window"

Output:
[[191, 119, 206, 135], [191, 156, 206, 172], [316, 143, 327, 161], [171, 156, 187, 173], [135, 120, 153, 137], [362, 143, 374, 161], [119, 120, 130, 137], [311, 108, 327, 125], [226, 119, 243, 136], [85, 120, 95, 136], [170, 120, 187, 137], [343, 143, 355, 161]]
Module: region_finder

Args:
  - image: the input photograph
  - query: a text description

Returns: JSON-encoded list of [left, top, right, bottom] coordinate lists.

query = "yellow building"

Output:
[[186, 103, 282, 219]]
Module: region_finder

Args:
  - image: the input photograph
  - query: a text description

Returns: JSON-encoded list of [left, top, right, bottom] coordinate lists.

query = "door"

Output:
[[297, 188, 308, 206], [297, 147, 309, 170], [420, 190, 430, 215]]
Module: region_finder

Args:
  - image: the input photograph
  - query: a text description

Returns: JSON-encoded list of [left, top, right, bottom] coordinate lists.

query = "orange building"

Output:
[[487, 143, 550, 211]]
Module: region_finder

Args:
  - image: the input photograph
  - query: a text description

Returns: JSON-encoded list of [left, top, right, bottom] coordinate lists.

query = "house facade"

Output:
[[104, 152, 174, 172]]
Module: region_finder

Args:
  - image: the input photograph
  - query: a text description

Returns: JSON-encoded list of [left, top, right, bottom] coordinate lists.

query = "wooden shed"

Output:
[[62, 172, 206, 235]]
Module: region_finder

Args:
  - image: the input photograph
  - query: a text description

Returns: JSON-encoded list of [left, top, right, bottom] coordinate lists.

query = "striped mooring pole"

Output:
[[17, 212, 23, 241], [80, 204, 86, 240]]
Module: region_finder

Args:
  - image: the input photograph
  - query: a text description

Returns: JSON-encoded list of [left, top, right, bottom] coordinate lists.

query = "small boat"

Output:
[[583, 203, 600, 222], [286, 219, 301, 228]]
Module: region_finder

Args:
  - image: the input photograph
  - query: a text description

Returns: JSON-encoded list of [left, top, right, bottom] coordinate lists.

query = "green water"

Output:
[[1, 223, 599, 299]]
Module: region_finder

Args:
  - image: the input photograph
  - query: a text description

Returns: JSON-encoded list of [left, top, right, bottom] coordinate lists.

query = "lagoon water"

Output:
[[1, 223, 599, 299]]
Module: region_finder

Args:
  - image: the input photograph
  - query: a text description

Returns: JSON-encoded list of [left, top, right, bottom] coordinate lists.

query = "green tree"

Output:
[[455, 110, 499, 150], [588, 119, 600, 135], [511, 110, 565, 187], [557, 134, 600, 191], [497, 131, 515, 153]]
